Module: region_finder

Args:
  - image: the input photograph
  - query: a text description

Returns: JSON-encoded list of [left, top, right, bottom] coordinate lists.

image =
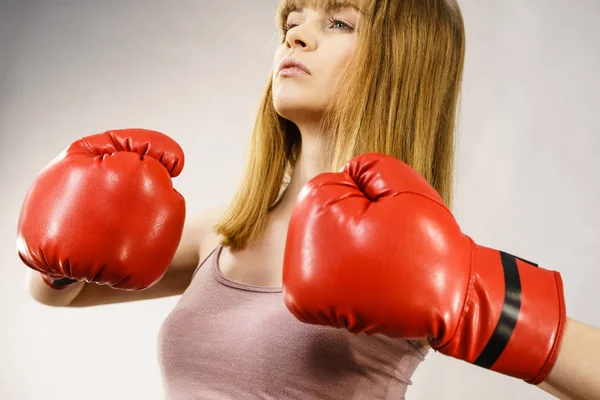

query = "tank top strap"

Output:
[[191, 244, 220, 280]]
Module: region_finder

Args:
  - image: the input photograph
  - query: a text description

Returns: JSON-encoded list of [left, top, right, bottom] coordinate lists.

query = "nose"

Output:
[[285, 24, 316, 51]]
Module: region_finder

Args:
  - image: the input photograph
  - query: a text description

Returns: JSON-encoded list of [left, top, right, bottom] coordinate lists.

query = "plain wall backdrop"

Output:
[[1, 0, 599, 399]]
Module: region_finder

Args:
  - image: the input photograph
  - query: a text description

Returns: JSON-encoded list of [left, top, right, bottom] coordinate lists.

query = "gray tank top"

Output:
[[158, 245, 427, 399]]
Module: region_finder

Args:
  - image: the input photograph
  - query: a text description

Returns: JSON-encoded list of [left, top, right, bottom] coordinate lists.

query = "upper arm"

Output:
[[166, 212, 207, 272], [63, 206, 226, 307]]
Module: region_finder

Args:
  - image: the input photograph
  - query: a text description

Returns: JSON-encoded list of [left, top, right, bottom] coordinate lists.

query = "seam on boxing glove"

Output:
[[407, 193, 478, 353], [80, 136, 100, 156], [106, 130, 129, 153], [433, 236, 478, 353]]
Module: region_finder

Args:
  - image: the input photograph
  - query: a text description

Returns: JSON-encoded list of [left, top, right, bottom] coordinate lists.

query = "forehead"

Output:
[[277, 0, 363, 21]]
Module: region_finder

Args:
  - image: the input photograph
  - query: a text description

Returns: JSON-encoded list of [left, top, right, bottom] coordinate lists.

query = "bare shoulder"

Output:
[[180, 205, 225, 247], [166, 204, 226, 273], [195, 205, 227, 261]]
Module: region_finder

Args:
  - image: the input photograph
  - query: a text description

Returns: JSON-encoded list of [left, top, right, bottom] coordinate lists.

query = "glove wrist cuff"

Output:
[[440, 244, 566, 384]]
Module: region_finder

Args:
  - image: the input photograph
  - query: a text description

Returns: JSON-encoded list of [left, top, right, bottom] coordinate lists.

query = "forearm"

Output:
[[537, 318, 600, 400], [28, 267, 194, 308]]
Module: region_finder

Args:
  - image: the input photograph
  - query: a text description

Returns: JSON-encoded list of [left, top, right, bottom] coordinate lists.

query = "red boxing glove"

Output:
[[17, 128, 186, 290], [283, 153, 566, 384]]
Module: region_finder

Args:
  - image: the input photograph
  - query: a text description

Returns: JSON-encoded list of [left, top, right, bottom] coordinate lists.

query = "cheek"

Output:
[[339, 43, 357, 70], [329, 42, 357, 79]]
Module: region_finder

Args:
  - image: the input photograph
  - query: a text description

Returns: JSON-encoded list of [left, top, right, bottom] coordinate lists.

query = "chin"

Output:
[[274, 95, 327, 116], [273, 103, 325, 124]]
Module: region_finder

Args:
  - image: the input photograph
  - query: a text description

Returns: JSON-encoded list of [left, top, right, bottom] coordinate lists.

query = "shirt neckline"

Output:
[[211, 245, 283, 293]]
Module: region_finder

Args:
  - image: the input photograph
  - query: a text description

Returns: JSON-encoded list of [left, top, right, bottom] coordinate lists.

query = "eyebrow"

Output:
[[291, 4, 360, 13], [277, 1, 361, 24]]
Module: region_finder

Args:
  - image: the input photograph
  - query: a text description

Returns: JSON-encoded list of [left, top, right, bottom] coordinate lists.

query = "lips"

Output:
[[279, 57, 311, 75]]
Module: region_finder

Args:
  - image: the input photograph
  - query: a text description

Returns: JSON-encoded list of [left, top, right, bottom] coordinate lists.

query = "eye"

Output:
[[282, 21, 298, 36], [329, 17, 353, 31], [280, 15, 354, 40]]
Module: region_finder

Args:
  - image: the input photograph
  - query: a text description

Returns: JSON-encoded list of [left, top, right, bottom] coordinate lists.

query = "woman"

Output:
[[20, 0, 600, 399]]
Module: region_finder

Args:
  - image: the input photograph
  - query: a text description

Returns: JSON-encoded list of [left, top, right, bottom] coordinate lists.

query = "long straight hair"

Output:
[[216, 0, 466, 250]]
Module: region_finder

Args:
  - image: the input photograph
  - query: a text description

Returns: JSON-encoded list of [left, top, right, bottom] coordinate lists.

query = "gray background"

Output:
[[1, 0, 598, 398]]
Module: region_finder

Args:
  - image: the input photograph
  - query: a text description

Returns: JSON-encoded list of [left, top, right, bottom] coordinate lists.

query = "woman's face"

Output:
[[272, 5, 361, 125]]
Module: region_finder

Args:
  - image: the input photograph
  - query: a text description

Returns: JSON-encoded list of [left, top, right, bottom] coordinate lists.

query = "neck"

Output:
[[272, 121, 325, 218]]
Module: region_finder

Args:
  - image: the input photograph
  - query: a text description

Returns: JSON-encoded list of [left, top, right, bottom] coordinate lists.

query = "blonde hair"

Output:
[[216, 0, 466, 250]]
